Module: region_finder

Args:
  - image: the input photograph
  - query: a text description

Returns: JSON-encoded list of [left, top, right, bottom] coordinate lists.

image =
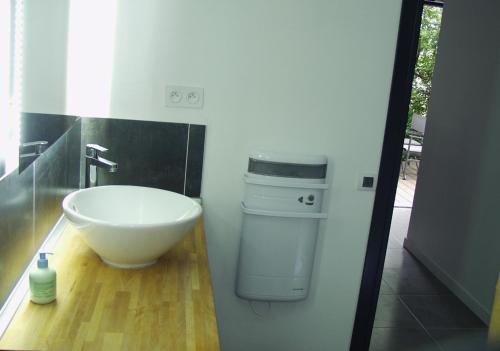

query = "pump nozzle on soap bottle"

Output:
[[29, 252, 57, 304], [37, 252, 53, 267]]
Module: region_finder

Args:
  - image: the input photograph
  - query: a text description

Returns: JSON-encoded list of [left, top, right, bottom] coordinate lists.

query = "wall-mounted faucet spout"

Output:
[[85, 144, 118, 188]]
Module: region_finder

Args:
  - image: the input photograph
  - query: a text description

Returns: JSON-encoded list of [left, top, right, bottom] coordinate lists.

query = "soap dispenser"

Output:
[[29, 252, 56, 304]]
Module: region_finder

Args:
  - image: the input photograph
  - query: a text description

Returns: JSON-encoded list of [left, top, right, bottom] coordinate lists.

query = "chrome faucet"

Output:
[[85, 144, 118, 188]]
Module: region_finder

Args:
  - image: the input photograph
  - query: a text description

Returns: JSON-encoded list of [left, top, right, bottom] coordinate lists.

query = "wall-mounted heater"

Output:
[[236, 152, 328, 301]]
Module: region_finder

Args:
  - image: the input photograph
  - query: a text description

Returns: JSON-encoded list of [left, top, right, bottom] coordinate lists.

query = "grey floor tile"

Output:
[[384, 248, 422, 271], [429, 329, 490, 351], [383, 266, 449, 295], [400, 295, 486, 329], [369, 327, 441, 351], [380, 280, 395, 295], [374, 295, 421, 328]]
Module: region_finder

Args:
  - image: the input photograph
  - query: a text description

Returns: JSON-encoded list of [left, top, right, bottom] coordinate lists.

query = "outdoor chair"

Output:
[[401, 114, 426, 180]]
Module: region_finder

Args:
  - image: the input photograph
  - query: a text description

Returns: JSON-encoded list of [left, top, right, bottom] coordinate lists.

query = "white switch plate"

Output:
[[165, 85, 204, 109]]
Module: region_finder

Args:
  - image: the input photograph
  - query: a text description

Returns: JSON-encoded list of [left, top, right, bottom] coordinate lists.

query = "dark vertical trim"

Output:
[[349, 1, 424, 350], [183, 124, 191, 195], [185, 125, 206, 198]]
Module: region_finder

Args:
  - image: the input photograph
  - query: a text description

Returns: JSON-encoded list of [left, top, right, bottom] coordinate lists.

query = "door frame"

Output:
[[350, 0, 444, 349], [349, 0, 425, 350]]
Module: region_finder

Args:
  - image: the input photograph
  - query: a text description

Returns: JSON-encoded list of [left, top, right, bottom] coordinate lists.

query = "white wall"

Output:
[[405, 0, 500, 324], [23, 1, 403, 349], [23, 0, 69, 114]]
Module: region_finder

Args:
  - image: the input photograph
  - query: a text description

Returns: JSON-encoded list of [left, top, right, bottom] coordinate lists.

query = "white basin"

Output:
[[62, 185, 202, 268]]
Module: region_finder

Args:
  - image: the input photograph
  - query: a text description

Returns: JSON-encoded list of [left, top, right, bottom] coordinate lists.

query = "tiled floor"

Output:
[[369, 208, 489, 351]]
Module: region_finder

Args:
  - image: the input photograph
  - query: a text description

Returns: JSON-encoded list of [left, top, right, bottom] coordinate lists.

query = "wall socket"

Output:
[[165, 85, 204, 109]]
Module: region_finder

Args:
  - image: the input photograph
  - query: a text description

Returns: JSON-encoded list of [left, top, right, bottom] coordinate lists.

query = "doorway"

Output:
[[350, 0, 494, 350]]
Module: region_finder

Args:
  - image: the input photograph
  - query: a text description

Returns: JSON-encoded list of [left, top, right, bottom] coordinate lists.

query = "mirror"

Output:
[[0, 1, 17, 180], [0, 1, 78, 178]]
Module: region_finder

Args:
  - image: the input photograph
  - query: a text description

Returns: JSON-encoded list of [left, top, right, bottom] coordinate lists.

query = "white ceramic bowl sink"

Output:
[[62, 185, 202, 268]]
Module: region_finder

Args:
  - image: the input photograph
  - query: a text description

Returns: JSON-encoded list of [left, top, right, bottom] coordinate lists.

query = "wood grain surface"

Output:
[[0, 220, 220, 351]]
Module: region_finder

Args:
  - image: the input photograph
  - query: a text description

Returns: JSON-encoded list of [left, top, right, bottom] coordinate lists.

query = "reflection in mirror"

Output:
[[0, 0, 21, 180], [18, 141, 48, 172], [0, 1, 81, 177], [0, 0, 84, 314], [18, 113, 79, 172]]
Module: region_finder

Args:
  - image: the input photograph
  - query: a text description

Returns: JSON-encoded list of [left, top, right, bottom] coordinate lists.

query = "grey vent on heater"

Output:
[[248, 158, 327, 179]]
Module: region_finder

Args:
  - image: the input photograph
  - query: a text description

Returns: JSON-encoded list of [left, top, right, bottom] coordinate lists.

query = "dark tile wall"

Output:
[[185, 125, 206, 197], [33, 121, 81, 247], [0, 118, 81, 306], [19, 113, 79, 172], [0, 164, 34, 305], [81, 117, 205, 197], [21, 113, 78, 147]]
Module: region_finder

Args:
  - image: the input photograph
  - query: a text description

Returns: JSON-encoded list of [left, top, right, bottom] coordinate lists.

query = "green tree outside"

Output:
[[408, 5, 442, 128]]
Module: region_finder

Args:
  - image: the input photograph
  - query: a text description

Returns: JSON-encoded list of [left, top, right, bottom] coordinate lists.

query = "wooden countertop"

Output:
[[490, 275, 500, 348], [0, 220, 220, 351]]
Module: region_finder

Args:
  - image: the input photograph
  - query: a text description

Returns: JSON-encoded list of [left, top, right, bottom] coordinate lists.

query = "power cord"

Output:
[[248, 300, 271, 318]]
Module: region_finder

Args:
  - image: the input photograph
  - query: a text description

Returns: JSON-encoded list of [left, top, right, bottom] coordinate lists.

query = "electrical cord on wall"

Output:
[[248, 300, 271, 318]]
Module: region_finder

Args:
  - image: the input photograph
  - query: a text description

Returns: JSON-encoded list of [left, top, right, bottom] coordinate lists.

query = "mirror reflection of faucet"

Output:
[[84, 144, 118, 188], [19, 140, 48, 158], [18, 141, 49, 173]]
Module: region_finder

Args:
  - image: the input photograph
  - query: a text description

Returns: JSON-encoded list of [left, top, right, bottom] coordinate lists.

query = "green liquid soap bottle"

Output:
[[29, 252, 56, 304]]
